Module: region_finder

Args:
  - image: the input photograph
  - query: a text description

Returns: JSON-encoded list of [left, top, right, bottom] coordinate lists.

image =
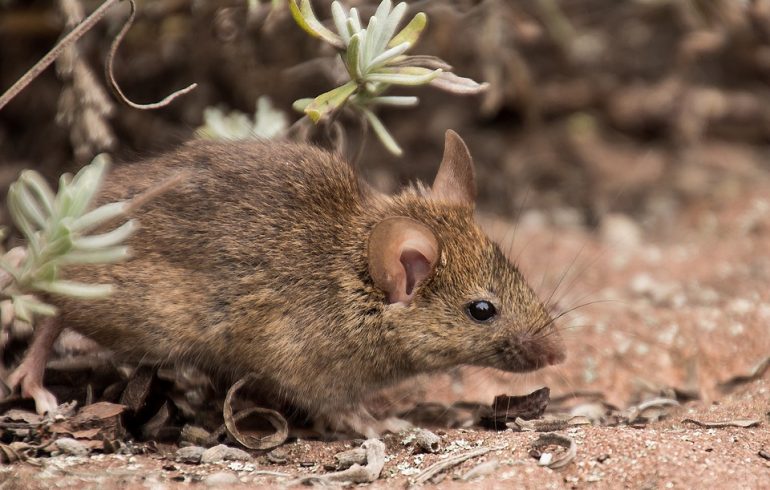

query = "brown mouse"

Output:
[[5, 130, 565, 436]]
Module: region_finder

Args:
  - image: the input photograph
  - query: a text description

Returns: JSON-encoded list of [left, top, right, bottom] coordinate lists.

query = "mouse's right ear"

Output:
[[368, 217, 439, 305], [431, 130, 476, 207]]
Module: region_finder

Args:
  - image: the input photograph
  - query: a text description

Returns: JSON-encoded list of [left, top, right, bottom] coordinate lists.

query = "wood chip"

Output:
[[223, 374, 288, 450], [682, 418, 761, 428], [529, 433, 576, 469]]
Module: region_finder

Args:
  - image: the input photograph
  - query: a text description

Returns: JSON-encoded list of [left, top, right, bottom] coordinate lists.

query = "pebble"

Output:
[[176, 446, 205, 464], [200, 444, 252, 464], [54, 438, 88, 456], [204, 471, 239, 486]]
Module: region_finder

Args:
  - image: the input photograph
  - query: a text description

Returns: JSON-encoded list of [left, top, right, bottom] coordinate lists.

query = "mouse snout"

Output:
[[496, 329, 566, 373]]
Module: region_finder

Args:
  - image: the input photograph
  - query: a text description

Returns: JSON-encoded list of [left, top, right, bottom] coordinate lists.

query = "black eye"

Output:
[[466, 300, 497, 322]]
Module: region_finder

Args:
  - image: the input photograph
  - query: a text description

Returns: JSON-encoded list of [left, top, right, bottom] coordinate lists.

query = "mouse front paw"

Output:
[[5, 362, 59, 415]]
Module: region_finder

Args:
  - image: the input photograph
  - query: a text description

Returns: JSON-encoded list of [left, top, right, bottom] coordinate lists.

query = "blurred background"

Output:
[[1, 0, 769, 411]]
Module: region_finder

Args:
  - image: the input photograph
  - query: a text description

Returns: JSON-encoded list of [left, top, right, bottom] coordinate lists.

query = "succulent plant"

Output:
[[290, 0, 488, 155], [0, 155, 136, 322], [196, 96, 289, 141]]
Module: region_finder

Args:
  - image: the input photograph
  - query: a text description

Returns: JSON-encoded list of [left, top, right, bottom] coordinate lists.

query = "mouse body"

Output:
[[6, 131, 565, 435]]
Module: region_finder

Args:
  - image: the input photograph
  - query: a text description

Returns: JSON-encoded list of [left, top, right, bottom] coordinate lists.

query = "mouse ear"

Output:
[[431, 130, 476, 207], [368, 217, 439, 305]]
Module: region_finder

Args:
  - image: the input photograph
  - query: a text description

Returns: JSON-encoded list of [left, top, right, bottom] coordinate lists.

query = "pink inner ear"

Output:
[[401, 249, 432, 297]]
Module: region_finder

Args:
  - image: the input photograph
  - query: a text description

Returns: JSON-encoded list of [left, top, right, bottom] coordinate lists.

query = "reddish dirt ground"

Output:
[[2, 185, 769, 489]]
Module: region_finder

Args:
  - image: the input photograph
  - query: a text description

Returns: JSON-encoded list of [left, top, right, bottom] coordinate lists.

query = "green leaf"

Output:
[[378, 1, 407, 53], [17, 295, 57, 317], [362, 107, 402, 155], [72, 220, 137, 250], [292, 98, 313, 112], [7, 185, 37, 246], [304, 81, 357, 123], [67, 156, 109, 218], [365, 67, 441, 86], [12, 295, 32, 323], [388, 12, 426, 48], [19, 171, 55, 218], [15, 182, 48, 230], [71, 201, 129, 233], [369, 96, 419, 106], [368, 42, 410, 70], [58, 246, 131, 265], [289, 0, 344, 49], [33, 280, 114, 299], [346, 32, 362, 79], [330, 1, 350, 45]]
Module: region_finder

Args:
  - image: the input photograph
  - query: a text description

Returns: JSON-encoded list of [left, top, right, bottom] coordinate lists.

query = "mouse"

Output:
[[3, 130, 565, 437]]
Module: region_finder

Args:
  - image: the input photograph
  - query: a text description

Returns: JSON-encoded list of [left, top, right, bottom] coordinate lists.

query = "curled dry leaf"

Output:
[[717, 356, 770, 393], [682, 418, 761, 429], [529, 433, 576, 469], [430, 71, 490, 94], [0, 442, 28, 464], [50, 402, 126, 441], [626, 397, 680, 424], [479, 387, 550, 429], [223, 374, 288, 450]]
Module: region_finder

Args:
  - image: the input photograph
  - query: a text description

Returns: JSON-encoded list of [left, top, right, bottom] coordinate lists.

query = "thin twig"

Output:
[[0, 0, 121, 110], [106, 0, 197, 109], [411, 445, 506, 485]]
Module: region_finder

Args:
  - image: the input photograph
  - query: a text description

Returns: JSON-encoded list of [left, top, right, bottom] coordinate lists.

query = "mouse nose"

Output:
[[523, 333, 566, 368]]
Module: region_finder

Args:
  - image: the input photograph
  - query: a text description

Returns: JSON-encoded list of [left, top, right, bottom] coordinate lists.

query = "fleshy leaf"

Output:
[[430, 71, 490, 94], [33, 280, 114, 298], [388, 12, 426, 48], [289, 0, 344, 49], [304, 81, 358, 122], [366, 67, 441, 85], [362, 107, 402, 155]]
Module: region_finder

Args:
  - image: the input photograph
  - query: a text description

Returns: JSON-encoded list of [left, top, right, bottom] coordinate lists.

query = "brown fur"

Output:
[[53, 137, 564, 422]]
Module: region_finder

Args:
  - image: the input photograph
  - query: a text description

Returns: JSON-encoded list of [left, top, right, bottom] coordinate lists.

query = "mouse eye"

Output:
[[466, 300, 497, 322]]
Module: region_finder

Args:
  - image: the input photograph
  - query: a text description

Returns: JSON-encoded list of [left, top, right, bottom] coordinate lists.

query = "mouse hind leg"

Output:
[[3, 316, 62, 414]]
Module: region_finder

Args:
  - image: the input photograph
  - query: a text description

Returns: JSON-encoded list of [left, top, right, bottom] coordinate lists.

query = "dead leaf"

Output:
[[120, 365, 155, 412], [717, 356, 770, 393], [529, 433, 576, 469], [478, 387, 550, 428], [223, 374, 288, 450], [295, 439, 387, 485]]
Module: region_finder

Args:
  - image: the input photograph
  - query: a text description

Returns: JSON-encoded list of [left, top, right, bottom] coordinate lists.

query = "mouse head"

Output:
[[367, 130, 565, 374]]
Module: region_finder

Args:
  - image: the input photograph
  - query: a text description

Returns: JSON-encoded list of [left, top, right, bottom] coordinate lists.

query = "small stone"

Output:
[[55, 437, 88, 456], [204, 471, 239, 486], [200, 444, 252, 464], [176, 445, 206, 464]]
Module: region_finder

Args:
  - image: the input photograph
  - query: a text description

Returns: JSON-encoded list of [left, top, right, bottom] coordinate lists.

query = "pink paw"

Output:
[[6, 366, 59, 415]]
